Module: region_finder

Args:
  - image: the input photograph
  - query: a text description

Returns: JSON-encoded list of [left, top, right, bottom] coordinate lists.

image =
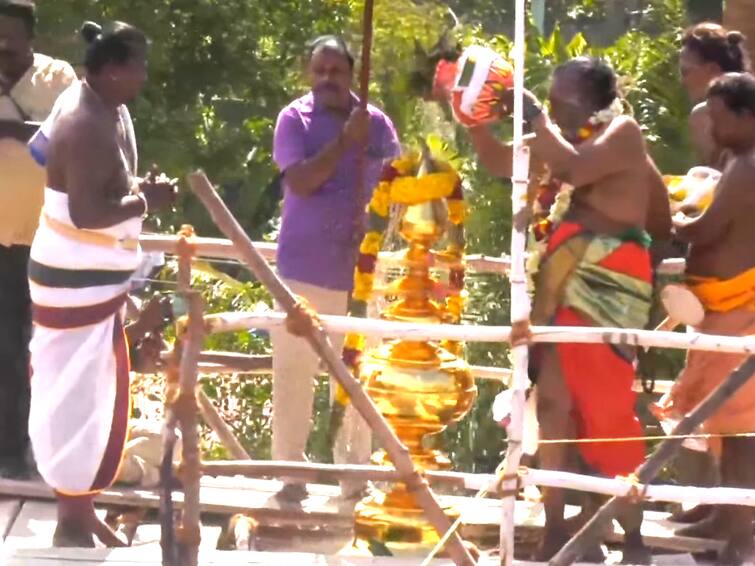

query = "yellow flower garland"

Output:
[[389, 172, 459, 204]]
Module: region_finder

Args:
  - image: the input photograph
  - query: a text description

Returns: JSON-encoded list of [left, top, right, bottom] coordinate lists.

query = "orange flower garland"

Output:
[[338, 152, 467, 399]]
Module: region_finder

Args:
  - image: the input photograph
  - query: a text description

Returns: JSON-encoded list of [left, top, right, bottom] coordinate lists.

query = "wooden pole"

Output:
[[138, 233, 686, 276], [196, 389, 251, 461], [160, 397, 180, 565], [161, 225, 205, 566], [350, 0, 374, 244], [140, 234, 277, 263], [203, 460, 401, 485], [174, 351, 672, 393], [174, 293, 205, 566], [359, 0, 374, 113], [196, 351, 272, 372], [160, 227, 197, 566], [200, 457, 755, 508], [500, 1, 531, 564], [550, 356, 755, 566], [188, 171, 476, 566], [203, 311, 755, 354]]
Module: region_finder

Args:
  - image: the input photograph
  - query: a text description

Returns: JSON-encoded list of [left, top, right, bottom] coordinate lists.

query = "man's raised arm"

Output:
[[530, 113, 645, 188], [467, 125, 514, 178], [277, 108, 368, 197]]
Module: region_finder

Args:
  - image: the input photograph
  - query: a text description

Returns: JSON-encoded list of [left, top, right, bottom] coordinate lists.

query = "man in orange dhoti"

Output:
[[656, 73, 755, 566]]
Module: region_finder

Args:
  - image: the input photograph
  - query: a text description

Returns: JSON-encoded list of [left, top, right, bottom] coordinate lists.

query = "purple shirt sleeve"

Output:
[[379, 113, 401, 160], [273, 106, 306, 172]]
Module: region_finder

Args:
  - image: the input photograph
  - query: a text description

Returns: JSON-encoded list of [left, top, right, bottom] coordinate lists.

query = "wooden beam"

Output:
[[203, 311, 755, 354], [196, 389, 251, 461], [0, 478, 722, 555], [186, 351, 674, 395], [138, 234, 686, 276]]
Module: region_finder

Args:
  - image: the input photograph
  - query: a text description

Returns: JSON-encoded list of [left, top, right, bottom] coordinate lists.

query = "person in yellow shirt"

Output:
[[0, 0, 76, 478]]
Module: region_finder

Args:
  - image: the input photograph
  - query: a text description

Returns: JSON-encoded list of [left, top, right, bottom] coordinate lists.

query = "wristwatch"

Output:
[[523, 97, 543, 126]]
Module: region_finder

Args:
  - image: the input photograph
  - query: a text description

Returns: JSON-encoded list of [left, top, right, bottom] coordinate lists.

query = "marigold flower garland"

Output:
[[340, 152, 467, 384]]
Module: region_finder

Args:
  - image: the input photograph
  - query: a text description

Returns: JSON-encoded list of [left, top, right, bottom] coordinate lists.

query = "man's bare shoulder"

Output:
[[53, 106, 113, 150], [606, 115, 643, 138], [723, 152, 755, 188], [713, 153, 755, 209], [595, 115, 644, 157]]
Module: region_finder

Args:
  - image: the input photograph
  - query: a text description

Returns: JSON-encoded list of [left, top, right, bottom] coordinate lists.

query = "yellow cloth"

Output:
[[41, 213, 139, 251], [0, 53, 76, 247], [687, 266, 755, 313], [654, 267, 755, 436]]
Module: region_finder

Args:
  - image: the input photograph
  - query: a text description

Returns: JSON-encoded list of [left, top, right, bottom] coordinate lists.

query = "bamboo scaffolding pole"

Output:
[[203, 460, 401, 485], [200, 459, 755, 508], [141, 233, 513, 273], [140, 234, 277, 263], [500, 1, 531, 564], [174, 292, 204, 566], [551, 356, 755, 566], [158, 226, 206, 566], [139, 233, 686, 276], [174, 350, 674, 393], [202, 311, 755, 354], [160, 228, 196, 566], [187, 171, 476, 566], [177, 350, 675, 394], [196, 389, 251, 460], [197, 351, 272, 372], [521, 467, 755, 507], [160, 366, 180, 566]]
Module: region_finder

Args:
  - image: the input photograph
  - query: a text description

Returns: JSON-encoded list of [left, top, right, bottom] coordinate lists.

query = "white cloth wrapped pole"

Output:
[[203, 311, 755, 354], [500, 0, 530, 563], [137, 234, 687, 276]]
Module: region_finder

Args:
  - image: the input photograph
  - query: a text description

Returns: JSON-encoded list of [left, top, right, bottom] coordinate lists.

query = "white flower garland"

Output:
[[589, 97, 625, 126]]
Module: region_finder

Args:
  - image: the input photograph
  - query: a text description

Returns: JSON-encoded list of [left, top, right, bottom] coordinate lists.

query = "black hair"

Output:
[[554, 56, 618, 112], [408, 35, 463, 97], [0, 0, 35, 37], [682, 22, 751, 73], [708, 72, 755, 116], [307, 35, 354, 69], [80, 21, 149, 75]]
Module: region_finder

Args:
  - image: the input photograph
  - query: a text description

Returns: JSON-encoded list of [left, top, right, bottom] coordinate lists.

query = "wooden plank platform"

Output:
[[0, 498, 709, 564], [0, 477, 722, 555], [2, 547, 466, 565], [0, 498, 22, 542], [0, 546, 703, 566]]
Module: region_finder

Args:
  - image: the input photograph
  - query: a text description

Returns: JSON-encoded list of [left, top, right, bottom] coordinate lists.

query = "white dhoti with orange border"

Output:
[[28, 188, 141, 495]]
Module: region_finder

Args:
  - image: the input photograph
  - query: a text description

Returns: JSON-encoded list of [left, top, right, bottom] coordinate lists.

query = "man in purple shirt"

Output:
[[272, 35, 400, 503]]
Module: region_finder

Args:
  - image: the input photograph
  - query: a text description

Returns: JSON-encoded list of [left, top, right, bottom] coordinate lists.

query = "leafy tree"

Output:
[[36, 0, 350, 240]]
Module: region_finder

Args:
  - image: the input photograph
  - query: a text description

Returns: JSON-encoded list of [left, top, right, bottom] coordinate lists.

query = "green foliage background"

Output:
[[34, 0, 695, 472]]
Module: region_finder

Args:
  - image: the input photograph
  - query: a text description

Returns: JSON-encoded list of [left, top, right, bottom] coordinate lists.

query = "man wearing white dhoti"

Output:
[[27, 20, 176, 547]]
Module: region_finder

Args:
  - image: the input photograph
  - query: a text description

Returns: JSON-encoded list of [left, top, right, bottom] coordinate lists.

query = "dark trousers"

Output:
[[0, 245, 31, 463]]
